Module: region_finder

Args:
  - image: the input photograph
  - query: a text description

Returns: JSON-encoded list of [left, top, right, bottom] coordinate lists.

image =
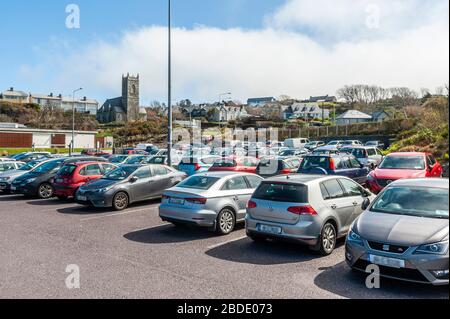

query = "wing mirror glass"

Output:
[[362, 198, 371, 210], [130, 176, 139, 183]]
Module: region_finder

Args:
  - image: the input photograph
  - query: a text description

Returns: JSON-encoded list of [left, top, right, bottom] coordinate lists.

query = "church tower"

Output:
[[122, 73, 140, 122]]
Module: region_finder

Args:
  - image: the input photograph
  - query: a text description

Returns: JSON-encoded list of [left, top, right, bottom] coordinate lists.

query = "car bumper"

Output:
[[346, 240, 449, 286], [10, 183, 37, 196], [245, 214, 320, 246], [75, 192, 114, 208], [54, 184, 77, 197], [159, 204, 217, 227], [0, 182, 11, 192]]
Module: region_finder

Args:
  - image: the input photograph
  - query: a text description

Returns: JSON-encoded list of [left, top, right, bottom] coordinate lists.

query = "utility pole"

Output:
[[167, 0, 173, 166]]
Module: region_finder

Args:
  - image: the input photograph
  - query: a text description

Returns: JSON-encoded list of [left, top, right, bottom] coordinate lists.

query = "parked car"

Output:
[[10, 157, 109, 199], [340, 146, 384, 169], [326, 140, 345, 149], [81, 149, 110, 157], [365, 140, 386, 150], [76, 164, 186, 210], [178, 155, 222, 176], [109, 155, 137, 165], [367, 152, 443, 194], [53, 161, 118, 199], [208, 156, 260, 174], [284, 138, 310, 149], [0, 161, 25, 173], [159, 172, 263, 234], [341, 140, 363, 147], [298, 153, 370, 186], [305, 141, 326, 151], [278, 148, 309, 159], [10, 152, 52, 163], [145, 155, 182, 166], [313, 145, 340, 155], [0, 160, 45, 193], [0, 157, 14, 162], [256, 156, 302, 178], [346, 178, 448, 286], [246, 175, 375, 255]]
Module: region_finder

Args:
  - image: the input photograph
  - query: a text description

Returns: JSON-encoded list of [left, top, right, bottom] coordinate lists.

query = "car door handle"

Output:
[[353, 202, 358, 206], [233, 196, 239, 201], [331, 204, 338, 209]]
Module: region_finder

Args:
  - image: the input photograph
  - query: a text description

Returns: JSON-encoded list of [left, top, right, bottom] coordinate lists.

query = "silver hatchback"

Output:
[[246, 175, 375, 255], [159, 172, 263, 235]]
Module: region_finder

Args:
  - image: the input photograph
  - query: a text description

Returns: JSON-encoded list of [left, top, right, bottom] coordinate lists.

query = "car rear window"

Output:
[[177, 176, 220, 190], [212, 159, 237, 167], [58, 165, 77, 176], [253, 182, 308, 203], [299, 156, 329, 170]]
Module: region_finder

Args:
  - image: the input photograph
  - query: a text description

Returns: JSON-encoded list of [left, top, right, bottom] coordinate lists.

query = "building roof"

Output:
[[337, 110, 372, 119], [307, 95, 336, 103], [247, 97, 276, 104], [372, 110, 390, 118], [1, 89, 28, 97]]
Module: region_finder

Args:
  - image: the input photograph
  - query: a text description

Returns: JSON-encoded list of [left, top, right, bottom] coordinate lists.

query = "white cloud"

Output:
[[25, 0, 449, 103]]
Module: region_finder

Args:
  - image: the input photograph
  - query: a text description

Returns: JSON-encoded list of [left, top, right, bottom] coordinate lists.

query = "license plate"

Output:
[[369, 255, 405, 269], [170, 198, 185, 205], [77, 196, 87, 201], [258, 224, 282, 235]]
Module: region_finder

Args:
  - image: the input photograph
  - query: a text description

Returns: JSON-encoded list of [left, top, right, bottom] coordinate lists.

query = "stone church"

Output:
[[97, 74, 148, 123]]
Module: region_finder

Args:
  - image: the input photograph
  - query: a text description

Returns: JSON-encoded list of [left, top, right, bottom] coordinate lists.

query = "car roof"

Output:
[[387, 152, 427, 157], [263, 174, 339, 185], [390, 178, 448, 189], [193, 171, 255, 178]]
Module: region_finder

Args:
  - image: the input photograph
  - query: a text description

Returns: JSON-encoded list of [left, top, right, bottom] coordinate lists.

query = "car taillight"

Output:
[[280, 169, 291, 175], [186, 198, 207, 204], [329, 158, 335, 170], [194, 163, 201, 171], [287, 205, 318, 216], [247, 200, 257, 209]]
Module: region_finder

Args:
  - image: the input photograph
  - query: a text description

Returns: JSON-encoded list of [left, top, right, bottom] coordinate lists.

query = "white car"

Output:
[[0, 161, 26, 173], [0, 157, 14, 162]]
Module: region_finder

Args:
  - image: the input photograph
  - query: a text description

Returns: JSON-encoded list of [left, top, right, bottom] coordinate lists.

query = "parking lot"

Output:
[[0, 194, 448, 299]]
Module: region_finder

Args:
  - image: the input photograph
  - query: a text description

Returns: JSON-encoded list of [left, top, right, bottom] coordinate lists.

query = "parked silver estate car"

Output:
[[346, 178, 449, 285], [246, 175, 375, 255], [159, 172, 264, 235]]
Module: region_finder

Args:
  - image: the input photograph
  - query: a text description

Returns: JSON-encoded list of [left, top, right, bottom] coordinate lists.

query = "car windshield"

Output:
[[177, 176, 220, 190], [371, 186, 449, 219], [31, 160, 63, 174], [328, 141, 339, 145], [110, 156, 128, 163], [379, 156, 425, 170], [103, 166, 137, 180], [12, 153, 29, 160], [253, 183, 308, 203], [58, 165, 77, 176], [279, 150, 295, 156], [299, 156, 329, 170], [19, 161, 39, 171]]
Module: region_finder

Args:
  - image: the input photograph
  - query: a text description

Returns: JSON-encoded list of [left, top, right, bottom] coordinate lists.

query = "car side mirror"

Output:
[[130, 176, 139, 183], [362, 198, 371, 210]]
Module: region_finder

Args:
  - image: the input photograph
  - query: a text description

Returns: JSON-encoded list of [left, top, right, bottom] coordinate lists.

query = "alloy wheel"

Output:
[[114, 192, 128, 210], [321, 224, 336, 254], [218, 210, 235, 234], [39, 184, 53, 199]]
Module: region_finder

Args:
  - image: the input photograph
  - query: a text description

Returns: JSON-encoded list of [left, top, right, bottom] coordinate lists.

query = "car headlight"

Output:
[[414, 241, 449, 255], [95, 187, 112, 193], [347, 229, 364, 246]]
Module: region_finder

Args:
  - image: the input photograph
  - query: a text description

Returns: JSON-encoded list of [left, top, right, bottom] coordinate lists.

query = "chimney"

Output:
[[83, 96, 87, 101], [9, 87, 13, 91], [49, 93, 53, 97], [58, 94, 62, 98]]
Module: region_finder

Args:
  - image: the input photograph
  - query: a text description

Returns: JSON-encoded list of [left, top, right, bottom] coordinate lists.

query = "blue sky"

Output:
[[1, 0, 448, 104]]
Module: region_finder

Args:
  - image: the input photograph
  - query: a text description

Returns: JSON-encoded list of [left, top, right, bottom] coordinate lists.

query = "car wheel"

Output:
[[38, 183, 54, 199], [216, 208, 236, 235], [113, 192, 129, 211], [318, 222, 337, 256]]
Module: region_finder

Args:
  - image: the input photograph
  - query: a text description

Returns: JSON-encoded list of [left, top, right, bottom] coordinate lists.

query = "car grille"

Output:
[[353, 259, 429, 283], [376, 179, 397, 187], [368, 241, 409, 254]]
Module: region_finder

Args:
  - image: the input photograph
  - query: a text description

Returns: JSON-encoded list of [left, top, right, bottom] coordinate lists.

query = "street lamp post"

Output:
[[71, 87, 83, 156], [167, 0, 173, 167]]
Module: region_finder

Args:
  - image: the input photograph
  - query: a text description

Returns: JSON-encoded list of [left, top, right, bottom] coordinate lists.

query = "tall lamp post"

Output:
[[167, 0, 173, 167], [71, 87, 83, 156]]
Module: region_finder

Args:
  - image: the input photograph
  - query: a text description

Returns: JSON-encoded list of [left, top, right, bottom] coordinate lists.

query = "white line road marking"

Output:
[[80, 207, 152, 222], [207, 235, 247, 250]]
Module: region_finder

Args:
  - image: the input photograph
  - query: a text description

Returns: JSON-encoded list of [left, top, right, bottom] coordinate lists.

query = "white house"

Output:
[[336, 110, 373, 125]]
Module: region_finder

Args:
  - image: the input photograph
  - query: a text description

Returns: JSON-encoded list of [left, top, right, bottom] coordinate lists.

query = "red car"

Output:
[[208, 156, 260, 174], [367, 152, 443, 193], [53, 161, 118, 199]]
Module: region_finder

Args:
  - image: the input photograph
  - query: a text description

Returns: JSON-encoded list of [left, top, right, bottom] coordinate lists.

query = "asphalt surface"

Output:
[[0, 193, 448, 299]]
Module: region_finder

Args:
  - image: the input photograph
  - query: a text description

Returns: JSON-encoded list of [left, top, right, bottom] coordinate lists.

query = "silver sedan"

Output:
[[159, 172, 264, 235]]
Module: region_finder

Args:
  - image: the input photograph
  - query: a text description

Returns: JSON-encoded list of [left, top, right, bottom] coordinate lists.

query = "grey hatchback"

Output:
[[346, 178, 449, 285], [246, 175, 375, 255]]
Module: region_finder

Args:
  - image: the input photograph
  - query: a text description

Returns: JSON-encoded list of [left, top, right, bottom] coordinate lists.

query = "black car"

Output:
[[11, 152, 53, 163], [11, 157, 108, 199]]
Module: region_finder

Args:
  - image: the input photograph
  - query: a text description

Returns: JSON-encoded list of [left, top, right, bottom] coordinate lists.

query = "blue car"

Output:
[[177, 155, 221, 176], [297, 153, 370, 186]]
